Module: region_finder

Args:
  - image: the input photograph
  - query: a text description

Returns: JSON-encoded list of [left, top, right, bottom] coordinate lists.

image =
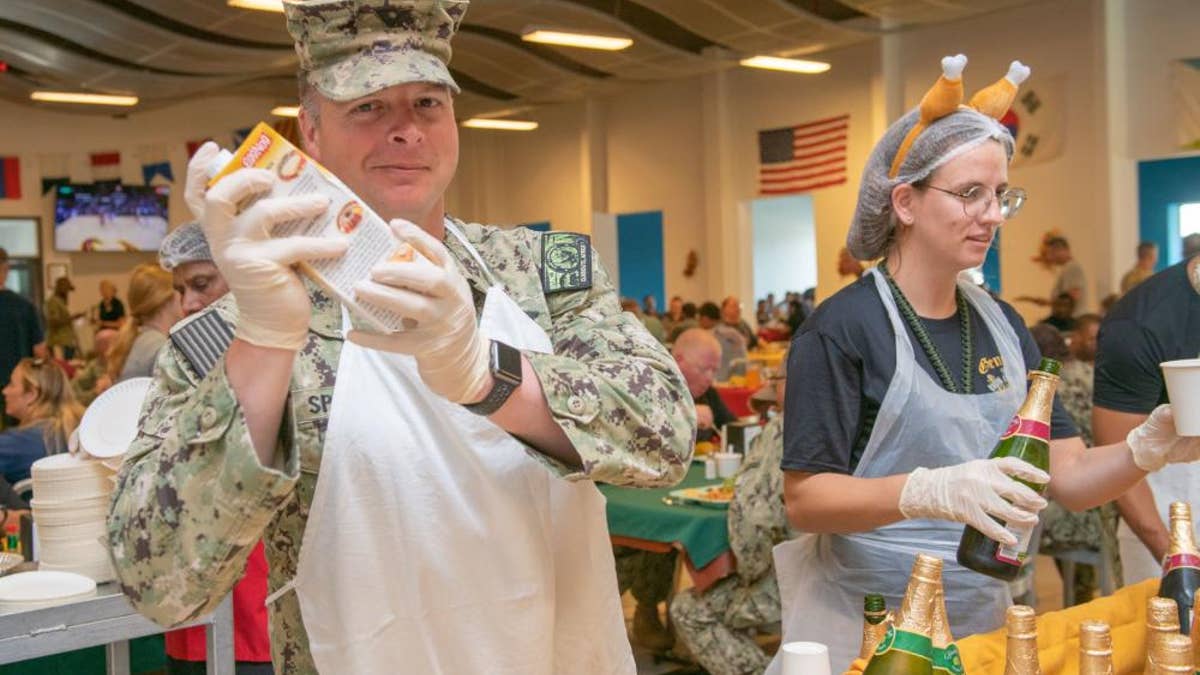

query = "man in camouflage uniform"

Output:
[[106, 1, 695, 673], [669, 371, 792, 675]]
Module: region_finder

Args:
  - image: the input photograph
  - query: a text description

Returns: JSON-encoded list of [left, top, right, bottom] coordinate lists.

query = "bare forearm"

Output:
[[225, 339, 296, 468], [783, 471, 908, 534], [490, 355, 580, 469], [1047, 436, 1147, 511], [1118, 479, 1170, 560]]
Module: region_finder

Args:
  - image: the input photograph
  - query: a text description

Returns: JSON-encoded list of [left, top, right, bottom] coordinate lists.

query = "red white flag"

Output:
[[757, 114, 848, 195], [90, 151, 121, 182]]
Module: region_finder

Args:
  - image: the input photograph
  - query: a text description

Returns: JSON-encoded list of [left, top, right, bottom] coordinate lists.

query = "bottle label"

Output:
[[933, 644, 965, 674], [873, 625, 933, 660], [995, 521, 1036, 566], [1000, 415, 1050, 442], [1162, 552, 1200, 573]]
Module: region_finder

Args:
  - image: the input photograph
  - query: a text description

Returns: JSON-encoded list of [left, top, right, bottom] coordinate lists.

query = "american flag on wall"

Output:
[[757, 114, 849, 195]]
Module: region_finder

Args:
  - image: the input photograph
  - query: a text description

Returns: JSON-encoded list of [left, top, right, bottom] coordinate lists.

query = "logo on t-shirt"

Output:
[[978, 355, 1010, 392]]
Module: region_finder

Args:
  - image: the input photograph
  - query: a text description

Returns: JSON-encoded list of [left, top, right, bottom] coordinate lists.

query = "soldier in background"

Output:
[[107, 2, 694, 673], [670, 364, 791, 675]]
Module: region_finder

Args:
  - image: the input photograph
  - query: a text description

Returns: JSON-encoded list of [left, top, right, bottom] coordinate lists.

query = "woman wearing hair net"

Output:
[[769, 56, 1200, 672]]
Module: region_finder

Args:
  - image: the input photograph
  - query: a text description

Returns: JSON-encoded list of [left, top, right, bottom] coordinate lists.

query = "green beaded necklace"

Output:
[[879, 261, 974, 393]]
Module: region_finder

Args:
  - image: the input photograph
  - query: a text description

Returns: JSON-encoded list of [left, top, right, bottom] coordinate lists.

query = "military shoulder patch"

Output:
[[170, 310, 235, 380], [541, 232, 593, 294]]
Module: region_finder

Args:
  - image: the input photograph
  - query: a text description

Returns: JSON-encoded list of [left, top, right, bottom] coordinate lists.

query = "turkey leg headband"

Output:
[[847, 55, 1030, 261]]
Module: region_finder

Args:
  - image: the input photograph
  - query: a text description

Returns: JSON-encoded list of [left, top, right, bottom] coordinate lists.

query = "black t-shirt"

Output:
[[1094, 260, 1200, 414], [98, 297, 125, 322], [695, 386, 736, 442], [782, 275, 1078, 474], [0, 289, 44, 388]]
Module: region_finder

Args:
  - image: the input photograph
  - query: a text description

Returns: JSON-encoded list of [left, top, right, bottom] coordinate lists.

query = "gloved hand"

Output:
[[185, 141, 223, 221], [1128, 404, 1200, 472], [348, 220, 492, 404], [202, 168, 346, 350], [899, 457, 1049, 546]]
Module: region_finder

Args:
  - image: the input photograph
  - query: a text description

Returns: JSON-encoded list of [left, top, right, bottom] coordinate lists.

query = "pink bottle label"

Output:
[[999, 415, 1050, 442]]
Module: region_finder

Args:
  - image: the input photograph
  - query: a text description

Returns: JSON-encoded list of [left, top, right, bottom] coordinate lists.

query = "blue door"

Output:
[[616, 211, 665, 311], [1138, 156, 1200, 267]]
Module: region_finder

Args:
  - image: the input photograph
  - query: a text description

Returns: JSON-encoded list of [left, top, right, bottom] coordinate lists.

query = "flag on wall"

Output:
[[137, 143, 173, 185], [90, 151, 122, 182], [0, 157, 20, 199], [757, 114, 848, 195], [1005, 75, 1066, 168]]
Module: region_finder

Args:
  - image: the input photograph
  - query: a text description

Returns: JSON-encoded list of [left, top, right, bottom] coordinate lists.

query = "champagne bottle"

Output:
[[864, 554, 942, 675], [859, 593, 891, 660], [957, 358, 1060, 581], [1146, 597, 1182, 674], [1078, 620, 1114, 675], [931, 587, 965, 675], [1147, 632, 1194, 674], [1003, 605, 1040, 675], [1159, 502, 1200, 635]]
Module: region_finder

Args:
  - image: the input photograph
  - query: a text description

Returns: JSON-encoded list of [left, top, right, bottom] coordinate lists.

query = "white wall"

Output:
[[752, 195, 817, 301]]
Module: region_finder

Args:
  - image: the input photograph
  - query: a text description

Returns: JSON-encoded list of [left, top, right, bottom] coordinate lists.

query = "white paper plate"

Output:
[[0, 570, 96, 604], [78, 377, 151, 459]]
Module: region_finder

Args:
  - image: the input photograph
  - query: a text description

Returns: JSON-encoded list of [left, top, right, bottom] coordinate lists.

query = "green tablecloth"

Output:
[[598, 462, 730, 568], [2, 634, 165, 674]]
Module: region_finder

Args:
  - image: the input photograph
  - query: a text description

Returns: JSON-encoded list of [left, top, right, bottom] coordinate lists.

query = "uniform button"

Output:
[[200, 408, 217, 428], [567, 396, 585, 414]]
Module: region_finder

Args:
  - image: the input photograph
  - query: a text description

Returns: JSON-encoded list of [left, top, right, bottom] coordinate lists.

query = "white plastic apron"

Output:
[[278, 221, 633, 674], [766, 269, 1028, 673]]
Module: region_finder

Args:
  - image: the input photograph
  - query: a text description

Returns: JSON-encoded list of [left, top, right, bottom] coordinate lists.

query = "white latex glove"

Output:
[[899, 457, 1049, 546], [185, 141, 222, 221], [348, 220, 491, 404], [1128, 404, 1200, 472], [202, 168, 347, 350]]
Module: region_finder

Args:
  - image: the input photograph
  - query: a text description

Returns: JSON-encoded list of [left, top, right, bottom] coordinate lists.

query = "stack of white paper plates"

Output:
[[0, 570, 96, 611], [29, 453, 118, 583]]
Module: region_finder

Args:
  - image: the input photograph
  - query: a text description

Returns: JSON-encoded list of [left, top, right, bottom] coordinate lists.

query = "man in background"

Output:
[[721, 296, 759, 350], [668, 301, 698, 342], [0, 247, 45, 430], [671, 365, 791, 675], [1019, 236, 1089, 316], [156, 222, 272, 675], [1120, 241, 1158, 295], [1094, 256, 1200, 585]]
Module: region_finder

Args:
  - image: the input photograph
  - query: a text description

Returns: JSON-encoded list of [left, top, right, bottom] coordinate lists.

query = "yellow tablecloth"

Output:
[[843, 579, 1159, 675], [957, 578, 1157, 674]]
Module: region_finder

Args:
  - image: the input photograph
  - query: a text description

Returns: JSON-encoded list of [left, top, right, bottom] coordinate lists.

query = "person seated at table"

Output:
[[675, 328, 736, 442], [106, 264, 183, 383], [621, 297, 666, 343], [699, 302, 747, 381], [722, 295, 759, 350], [71, 327, 117, 406], [670, 365, 792, 675], [1038, 292, 1077, 333], [615, 328, 735, 651], [668, 301, 699, 343], [1, 357, 83, 483]]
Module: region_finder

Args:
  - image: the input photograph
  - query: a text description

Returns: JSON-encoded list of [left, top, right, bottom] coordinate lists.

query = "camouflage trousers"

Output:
[[613, 546, 676, 605], [669, 574, 780, 675]]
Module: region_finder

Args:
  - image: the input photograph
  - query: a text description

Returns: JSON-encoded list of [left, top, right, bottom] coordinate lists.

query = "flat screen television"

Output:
[[53, 183, 170, 252]]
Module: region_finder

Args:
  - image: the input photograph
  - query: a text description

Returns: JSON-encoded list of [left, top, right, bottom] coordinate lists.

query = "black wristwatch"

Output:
[[462, 340, 522, 416]]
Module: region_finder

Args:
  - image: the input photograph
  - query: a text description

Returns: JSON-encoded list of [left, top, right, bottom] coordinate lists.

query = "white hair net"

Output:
[[158, 221, 213, 271], [847, 107, 1014, 261]]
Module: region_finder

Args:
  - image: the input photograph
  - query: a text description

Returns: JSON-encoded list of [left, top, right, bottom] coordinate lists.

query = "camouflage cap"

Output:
[[284, 0, 468, 101]]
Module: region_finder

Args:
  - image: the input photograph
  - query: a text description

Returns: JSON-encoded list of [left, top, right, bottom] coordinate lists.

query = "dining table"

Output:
[[598, 462, 735, 593]]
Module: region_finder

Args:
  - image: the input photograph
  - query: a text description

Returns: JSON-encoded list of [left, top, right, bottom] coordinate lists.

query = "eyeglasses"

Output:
[[923, 184, 1027, 220]]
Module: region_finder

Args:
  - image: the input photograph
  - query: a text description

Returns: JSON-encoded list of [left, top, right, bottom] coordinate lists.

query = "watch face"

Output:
[[493, 340, 522, 386]]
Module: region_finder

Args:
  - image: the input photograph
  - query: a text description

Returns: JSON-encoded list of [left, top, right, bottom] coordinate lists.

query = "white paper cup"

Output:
[[781, 641, 832, 675], [714, 452, 742, 478], [1162, 359, 1200, 436]]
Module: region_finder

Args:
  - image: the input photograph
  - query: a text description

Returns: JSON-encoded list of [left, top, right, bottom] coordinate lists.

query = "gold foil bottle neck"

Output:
[[1168, 502, 1199, 555], [896, 554, 943, 635], [1017, 370, 1058, 425], [1079, 621, 1114, 675], [1149, 597, 1182, 632], [1004, 605, 1040, 675], [931, 588, 953, 648], [1148, 632, 1194, 673]]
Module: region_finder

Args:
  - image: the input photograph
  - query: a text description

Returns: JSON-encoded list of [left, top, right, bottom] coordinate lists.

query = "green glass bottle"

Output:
[[931, 587, 965, 674], [864, 554, 940, 675], [859, 593, 891, 660], [957, 358, 1060, 581]]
